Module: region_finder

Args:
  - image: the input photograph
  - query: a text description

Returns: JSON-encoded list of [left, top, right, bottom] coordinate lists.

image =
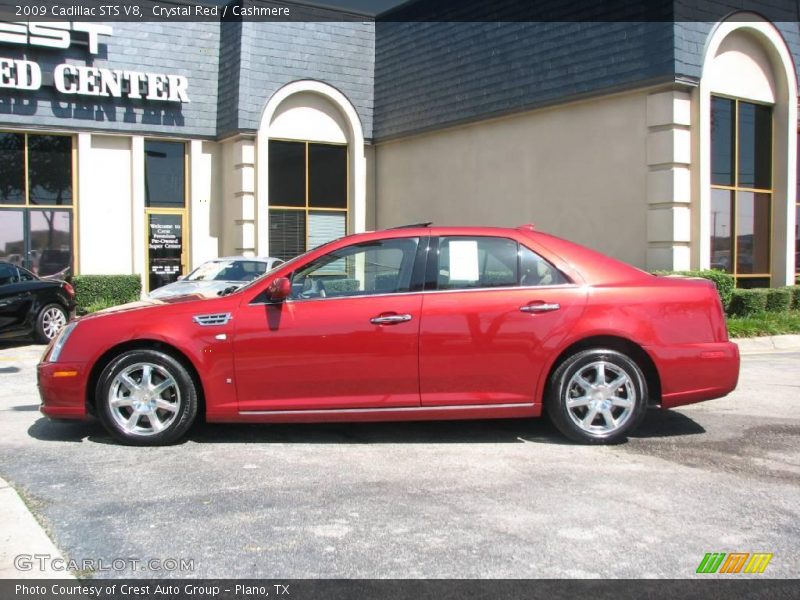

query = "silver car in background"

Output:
[[149, 256, 283, 299]]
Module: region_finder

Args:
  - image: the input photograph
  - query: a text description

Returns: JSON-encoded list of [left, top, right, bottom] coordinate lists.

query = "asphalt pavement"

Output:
[[0, 342, 797, 579]]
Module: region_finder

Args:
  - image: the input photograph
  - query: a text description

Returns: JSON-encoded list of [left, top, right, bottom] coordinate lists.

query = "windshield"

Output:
[[186, 260, 270, 282]]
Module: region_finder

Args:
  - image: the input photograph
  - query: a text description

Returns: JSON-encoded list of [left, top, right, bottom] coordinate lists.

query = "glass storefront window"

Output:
[[308, 143, 347, 208], [268, 140, 348, 260], [0, 133, 74, 276], [0, 133, 25, 205], [269, 141, 305, 207], [710, 189, 733, 273], [735, 192, 771, 275], [709, 97, 772, 286], [28, 135, 73, 206], [147, 213, 184, 291], [144, 141, 185, 208], [268, 210, 306, 262], [711, 97, 735, 187], [737, 102, 772, 190], [0, 210, 24, 265]]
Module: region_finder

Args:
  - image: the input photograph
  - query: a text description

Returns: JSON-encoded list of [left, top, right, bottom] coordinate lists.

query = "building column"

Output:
[[131, 136, 145, 294], [227, 138, 256, 256], [645, 90, 693, 272]]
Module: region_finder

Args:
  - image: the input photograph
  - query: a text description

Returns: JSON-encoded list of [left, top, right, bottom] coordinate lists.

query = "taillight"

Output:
[[64, 282, 75, 298]]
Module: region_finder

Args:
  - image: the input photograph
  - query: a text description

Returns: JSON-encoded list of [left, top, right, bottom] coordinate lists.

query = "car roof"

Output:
[[336, 224, 648, 286], [207, 256, 281, 263]]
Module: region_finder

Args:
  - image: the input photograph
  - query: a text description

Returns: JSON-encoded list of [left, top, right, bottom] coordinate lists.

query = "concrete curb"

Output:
[[733, 334, 800, 355], [0, 476, 74, 579]]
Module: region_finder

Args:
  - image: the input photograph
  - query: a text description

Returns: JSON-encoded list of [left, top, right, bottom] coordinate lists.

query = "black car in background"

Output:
[[0, 261, 75, 343]]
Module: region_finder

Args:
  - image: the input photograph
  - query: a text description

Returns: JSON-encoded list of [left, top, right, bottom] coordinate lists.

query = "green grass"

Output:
[[727, 310, 800, 338]]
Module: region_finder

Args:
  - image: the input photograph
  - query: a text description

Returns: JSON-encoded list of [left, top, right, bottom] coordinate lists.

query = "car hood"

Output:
[[78, 293, 212, 321], [148, 280, 245, 299]]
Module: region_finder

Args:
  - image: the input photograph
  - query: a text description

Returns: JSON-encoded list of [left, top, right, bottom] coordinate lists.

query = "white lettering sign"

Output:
[[0, 22, 111, 54], [0, 22, 190, 102]]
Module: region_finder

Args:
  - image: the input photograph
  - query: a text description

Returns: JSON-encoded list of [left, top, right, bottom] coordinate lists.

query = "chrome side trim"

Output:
[[192, 313, 232, 326], [240, 402, 535, 416], [248, 284, 581, 306]]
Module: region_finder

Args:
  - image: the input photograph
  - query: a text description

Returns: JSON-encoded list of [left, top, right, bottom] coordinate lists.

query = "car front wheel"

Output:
[[546, 348, 647, 444], [97, 349, 198, 446]]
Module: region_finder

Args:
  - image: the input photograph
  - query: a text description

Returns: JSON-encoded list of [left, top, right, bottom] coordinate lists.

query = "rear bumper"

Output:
[[647, 341, 740, 409], [37, 361, 89, 420]]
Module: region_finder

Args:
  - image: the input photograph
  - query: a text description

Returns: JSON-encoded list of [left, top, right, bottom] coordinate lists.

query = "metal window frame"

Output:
[[0, 130, 78, 274], [267, 138, 349, 258], [143, 139, 190, 293], [710, 95, 774, 286]]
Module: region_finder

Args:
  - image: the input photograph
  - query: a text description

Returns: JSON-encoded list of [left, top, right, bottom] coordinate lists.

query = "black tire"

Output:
[[96, 349, 198, 446], [35, 303, 68, 343], [545, 348, 648, 444]]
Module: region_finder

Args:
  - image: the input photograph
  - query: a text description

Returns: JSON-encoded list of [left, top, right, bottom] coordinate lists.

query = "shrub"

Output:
[[83, 298, 119, 314], [765, 287, 793, 313], [652, 269, 735, 310], [728, 289, 769, 317], [72, 275, 141, 314], [789, 285, 800, 310]]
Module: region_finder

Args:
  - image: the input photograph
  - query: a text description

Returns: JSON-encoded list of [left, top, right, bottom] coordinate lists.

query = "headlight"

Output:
[[49, 321, 77, 363]]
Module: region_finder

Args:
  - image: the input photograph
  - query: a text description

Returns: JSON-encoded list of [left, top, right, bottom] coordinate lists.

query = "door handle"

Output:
[[370, 313, 413, 325], [520, 302, 560, 314]]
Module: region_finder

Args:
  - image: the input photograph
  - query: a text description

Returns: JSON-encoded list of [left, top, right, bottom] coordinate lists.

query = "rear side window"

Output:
[[435, 236, 568, 290], [519, 244, 569, 286]]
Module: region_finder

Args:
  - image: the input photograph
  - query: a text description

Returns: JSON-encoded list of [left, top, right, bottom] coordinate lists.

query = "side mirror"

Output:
[[267, 277, 291, 302]]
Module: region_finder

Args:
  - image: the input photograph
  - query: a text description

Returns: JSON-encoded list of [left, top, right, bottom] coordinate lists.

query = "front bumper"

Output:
[[37, 361, 89, 420], [647, 341, 740, 409]]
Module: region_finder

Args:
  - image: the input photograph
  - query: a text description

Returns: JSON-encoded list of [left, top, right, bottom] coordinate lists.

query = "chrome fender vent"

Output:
[[192, 313, 232, 326]]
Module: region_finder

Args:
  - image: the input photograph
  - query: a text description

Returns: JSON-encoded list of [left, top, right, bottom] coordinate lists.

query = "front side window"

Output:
[[710, 96, 772, 287], [268, 140, 348, 261], [435, 236, 568, 290], [0, 132, 74, 277], [290, 237, 419, 300]]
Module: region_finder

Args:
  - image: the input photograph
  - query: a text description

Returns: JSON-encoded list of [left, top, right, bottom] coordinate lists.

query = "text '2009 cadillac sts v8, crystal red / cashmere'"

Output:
[[38, 224, 740, 446]]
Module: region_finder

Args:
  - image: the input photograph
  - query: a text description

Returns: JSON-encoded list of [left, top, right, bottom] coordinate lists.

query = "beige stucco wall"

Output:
[[375, 90, 651, 268], [189, 139, 222, 268], [78, 134, 133, 274]]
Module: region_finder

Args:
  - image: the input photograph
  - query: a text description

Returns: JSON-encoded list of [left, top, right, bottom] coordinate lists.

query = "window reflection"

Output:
[[710, 189, 733, 273], [738, 103, 772, 189], [309, 144, 347, 208], [144, 141, 185, 208], [736, 192, 771, 275], [0, 133, 25, 205], [711, 97, 735, 186], [29, 210, 72, 277], [0, 210, 24, 265], [28, 135, 73, 206]]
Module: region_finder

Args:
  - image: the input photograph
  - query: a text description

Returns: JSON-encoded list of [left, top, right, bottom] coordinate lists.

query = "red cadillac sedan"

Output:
[[38, 224, 739, 446]]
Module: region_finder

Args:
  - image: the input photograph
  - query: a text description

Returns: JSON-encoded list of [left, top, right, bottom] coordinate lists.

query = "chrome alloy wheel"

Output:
[[108, 363, 181, 436], [565, 360, 636, 436], [41, 307, 67, 340]]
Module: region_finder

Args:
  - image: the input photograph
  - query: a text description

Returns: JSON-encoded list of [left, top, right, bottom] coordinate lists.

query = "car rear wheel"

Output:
[[546, 348, 647, 444], [35, 303, 67, 343], [96, 349, 198, 446]]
